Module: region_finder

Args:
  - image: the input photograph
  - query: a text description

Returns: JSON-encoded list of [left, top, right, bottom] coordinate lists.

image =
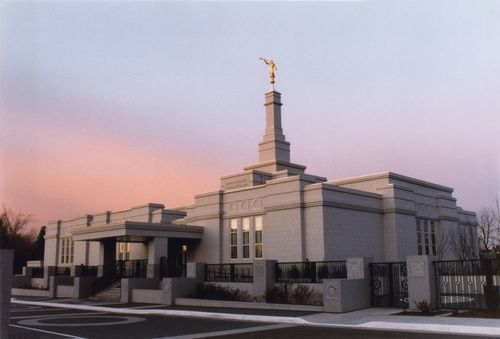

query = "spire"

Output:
[[258, 91, 291, 163]]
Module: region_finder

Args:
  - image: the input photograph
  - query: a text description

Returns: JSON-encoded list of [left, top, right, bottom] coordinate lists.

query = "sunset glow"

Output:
[[1, 1, 499, 229]]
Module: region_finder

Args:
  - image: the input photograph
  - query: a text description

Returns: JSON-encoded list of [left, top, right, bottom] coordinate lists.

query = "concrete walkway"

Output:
[[11, 298, 500, 337]]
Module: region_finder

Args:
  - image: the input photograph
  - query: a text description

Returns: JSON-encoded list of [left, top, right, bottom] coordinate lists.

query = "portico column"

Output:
[[147, 237, 168, 279], [98, 238, 116, 277]]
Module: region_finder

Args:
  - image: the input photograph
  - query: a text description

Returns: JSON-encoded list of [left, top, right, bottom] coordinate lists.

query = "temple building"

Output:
[[41, 86, 477, 282]]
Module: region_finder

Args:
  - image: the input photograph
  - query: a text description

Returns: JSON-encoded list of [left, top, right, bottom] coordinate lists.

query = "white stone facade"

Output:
[[41, 88, 477, 277]]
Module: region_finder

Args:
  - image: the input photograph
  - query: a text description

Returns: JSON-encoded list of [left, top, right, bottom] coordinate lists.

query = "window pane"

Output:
[[418, 244, 422, 255], [242, 232, 249, 244], [230, 218, 238, 231], [231, 246, 237, 259], [255, 216, 262, 231], [255, 244, 262, 258], [255, 231, 262, 244], [243, 245, 249, 258], [242, 218, 250, 231], [231, 233, 237, 245]]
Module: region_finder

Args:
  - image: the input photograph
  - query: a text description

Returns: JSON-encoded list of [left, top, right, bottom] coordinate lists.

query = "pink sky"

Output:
[[1, 2, 499, 230]]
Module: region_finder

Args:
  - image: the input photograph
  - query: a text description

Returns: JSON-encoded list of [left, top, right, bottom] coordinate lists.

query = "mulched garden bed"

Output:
[[450, 309, 500, 319], [393, 310, 449, 317]]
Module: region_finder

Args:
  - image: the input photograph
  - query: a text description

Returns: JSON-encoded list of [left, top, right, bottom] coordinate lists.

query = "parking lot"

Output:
[[9, 298, 496, 339]]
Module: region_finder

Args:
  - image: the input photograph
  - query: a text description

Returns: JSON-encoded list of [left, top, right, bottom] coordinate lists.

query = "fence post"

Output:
[[230, 264, 235, 282], [253, 260, 277, 299], [323, 258, 371, 313], [0, 249, 13, 339], [186, 262, 205, 283], [406, 255, 436, 310], [346, 257, 371, 280]]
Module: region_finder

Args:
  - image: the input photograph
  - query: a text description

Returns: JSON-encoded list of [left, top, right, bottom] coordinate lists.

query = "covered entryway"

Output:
[[72, 221, 203, 280]]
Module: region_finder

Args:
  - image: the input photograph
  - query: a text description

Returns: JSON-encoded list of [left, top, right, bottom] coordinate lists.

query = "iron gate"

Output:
[[370, 262, 408, 308]]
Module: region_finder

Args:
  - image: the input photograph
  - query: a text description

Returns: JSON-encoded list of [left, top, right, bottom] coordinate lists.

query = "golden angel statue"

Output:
[[259, 58, 277, 85]]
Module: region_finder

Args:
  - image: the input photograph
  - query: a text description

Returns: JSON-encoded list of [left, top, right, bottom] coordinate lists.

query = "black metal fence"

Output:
[[434, 259, 500, 310], [55, 267, 71, 276], [160, 256, 186, 278], [31, 267, 44, 278], [370, 262, 408, 308], [116, 259, 148, 278], [205, 263, 253, 282], [80, 265, 98, 277], [275, 261, 347, 283]]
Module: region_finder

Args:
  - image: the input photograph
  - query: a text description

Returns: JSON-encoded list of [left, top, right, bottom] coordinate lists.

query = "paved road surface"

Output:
[[9, 300, 492, 339]]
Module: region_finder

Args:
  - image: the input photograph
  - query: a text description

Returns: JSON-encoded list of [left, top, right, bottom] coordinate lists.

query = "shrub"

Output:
[[190, 283, 252, 302], [414, 299, 434, 313], [266, 283, 321, 305]]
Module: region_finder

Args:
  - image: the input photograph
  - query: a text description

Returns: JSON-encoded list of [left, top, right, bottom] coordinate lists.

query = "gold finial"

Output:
[[259, 58, 277, 88]]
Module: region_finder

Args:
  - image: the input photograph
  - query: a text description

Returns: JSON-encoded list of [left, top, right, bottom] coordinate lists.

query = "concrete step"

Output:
[[90, 283, 121, 302]]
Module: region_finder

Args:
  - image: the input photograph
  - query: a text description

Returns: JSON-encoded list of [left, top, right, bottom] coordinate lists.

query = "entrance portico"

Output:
[[72, 221, 203, 279]]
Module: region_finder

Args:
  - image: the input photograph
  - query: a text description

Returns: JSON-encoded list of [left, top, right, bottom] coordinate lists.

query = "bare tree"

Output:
[[477, 197, 500, 253], [450, 225, 478, 261], [0, 205, 37, 273], [435, 228, 450, 260]]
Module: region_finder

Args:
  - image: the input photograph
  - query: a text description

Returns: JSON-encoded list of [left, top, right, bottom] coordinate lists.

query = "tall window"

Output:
[[118, 242, 130, 260], [254, 216, 263, 258], [230, 219, 238, 259], [60, 238, 74, 264], [229, 216, 264, 260], [242, 218, 250, 259], [416, 219, 436, 256]]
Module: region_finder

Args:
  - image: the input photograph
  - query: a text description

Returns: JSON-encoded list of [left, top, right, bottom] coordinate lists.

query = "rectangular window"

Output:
[[431, 222, 436, 255], [254, 216, 263, 258], [119, 243, 124, 260], [60, 238, 65, 263], [230, 219, 238, 259], [242, 217, 250, 259], [60, 238, 74, 264], [424, 220, 429, 255], [118, 242, 131, 260], [416, 220, 422, 255], [416, 219, 437, 256]]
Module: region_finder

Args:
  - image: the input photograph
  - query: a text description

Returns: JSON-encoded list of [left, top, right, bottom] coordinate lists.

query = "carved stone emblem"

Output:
[[325, 283, 338, 301], [347, 262, 362, 279], [254, 263, 264, 276], [226, 198, 263, 213], [409, 261, 426, 277]]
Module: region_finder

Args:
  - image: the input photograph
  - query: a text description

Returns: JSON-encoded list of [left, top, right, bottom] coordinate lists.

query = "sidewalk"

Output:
[[11, 298, 500, 337]]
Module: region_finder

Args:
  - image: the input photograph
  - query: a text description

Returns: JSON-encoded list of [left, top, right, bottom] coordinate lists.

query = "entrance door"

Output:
[[370, 262, 408, 308], [164, 238, 193, 278]]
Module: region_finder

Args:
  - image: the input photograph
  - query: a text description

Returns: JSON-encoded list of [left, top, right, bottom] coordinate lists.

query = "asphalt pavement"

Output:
[[8, 297, 500, 339]]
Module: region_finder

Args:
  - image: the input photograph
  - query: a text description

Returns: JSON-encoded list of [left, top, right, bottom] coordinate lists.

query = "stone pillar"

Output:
[[323, 257, 371, 313], [406, 255, 436, 310], [253, 260, 277, 298], [147, 237, 168, 279], [0, 249, 14, 339], [73, 277, 94, 299], [98, 239, 116, 277], [346, 257, 371, 280], [186, 262, 205, 282], [43, 266, 56, 289]]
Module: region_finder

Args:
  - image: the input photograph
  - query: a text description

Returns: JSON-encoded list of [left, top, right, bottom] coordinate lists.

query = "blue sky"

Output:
[[1, 1, 499, 225]]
